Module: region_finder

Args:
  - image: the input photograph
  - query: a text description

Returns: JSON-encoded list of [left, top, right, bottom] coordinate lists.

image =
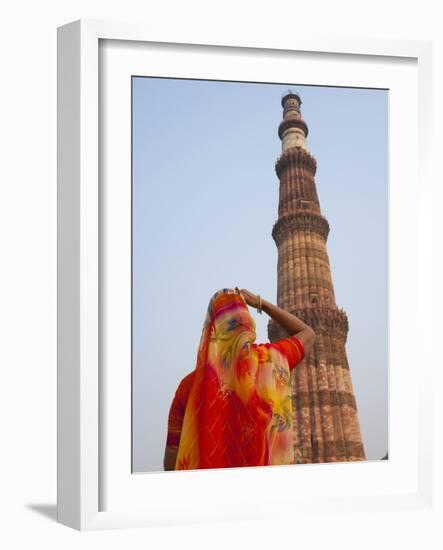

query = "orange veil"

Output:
[[175, 288, 304, 470]]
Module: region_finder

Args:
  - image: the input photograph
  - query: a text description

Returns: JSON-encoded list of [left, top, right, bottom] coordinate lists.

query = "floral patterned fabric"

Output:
[[168, 288, 305, 470]]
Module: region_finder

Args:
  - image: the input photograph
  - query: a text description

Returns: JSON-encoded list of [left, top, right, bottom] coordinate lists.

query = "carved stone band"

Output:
[[292, 390, 357, 410], [295, 441, 366, 462]]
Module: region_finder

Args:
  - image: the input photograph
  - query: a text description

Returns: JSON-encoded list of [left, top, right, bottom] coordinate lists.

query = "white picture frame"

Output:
[[57, 19, 434, 531]]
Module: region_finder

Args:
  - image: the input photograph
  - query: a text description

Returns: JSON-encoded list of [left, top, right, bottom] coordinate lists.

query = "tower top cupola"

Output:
[[281, 90, 302, 107], [278, 90, 309, 152]]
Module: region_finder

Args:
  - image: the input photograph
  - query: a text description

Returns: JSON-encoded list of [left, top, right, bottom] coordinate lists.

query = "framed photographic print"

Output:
[[57, 19, 433, 530]]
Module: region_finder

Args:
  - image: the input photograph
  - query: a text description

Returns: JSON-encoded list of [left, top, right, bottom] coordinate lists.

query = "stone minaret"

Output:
[[268, 91, 366, 463]]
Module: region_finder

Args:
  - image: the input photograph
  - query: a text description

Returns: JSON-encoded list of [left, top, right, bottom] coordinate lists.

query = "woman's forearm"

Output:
[[238, 288, 315, 339], [262, 299, 312, 336]]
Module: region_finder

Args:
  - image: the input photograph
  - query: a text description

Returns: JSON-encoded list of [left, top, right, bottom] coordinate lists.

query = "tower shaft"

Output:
[[268, 92, 366, 463]]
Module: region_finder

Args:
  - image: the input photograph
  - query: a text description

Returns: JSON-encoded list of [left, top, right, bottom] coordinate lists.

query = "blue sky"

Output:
[[132, 77, 388, 471]]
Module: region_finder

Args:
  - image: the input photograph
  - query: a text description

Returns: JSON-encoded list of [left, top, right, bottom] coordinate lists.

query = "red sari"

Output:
[[167, 288, 305, 470]]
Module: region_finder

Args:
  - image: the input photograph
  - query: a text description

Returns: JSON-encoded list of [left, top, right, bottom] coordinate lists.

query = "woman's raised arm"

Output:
[[239, 288, 316, 355]]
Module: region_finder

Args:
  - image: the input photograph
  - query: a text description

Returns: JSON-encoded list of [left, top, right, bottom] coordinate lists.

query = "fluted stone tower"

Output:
[[268, 91, 366, 463]]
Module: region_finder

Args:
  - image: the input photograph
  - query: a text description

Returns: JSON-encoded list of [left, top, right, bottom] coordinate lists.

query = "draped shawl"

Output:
[[174, 288, 304, 470]]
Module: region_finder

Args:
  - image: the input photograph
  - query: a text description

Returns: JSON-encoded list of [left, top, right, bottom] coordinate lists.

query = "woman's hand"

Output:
[[238, 288, 260, 309]]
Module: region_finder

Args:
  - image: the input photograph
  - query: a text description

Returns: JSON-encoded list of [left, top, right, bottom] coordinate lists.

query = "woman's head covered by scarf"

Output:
[[195, 288, 257, 388]]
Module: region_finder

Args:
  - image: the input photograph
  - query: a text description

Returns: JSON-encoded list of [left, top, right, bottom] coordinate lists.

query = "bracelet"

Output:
[[257, 295, 262, 314]]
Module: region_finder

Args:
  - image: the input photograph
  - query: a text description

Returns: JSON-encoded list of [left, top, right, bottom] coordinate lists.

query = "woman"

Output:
[[164, 288, 316, 471]]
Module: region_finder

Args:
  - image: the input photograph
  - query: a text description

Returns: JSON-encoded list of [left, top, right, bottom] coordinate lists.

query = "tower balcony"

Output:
[[268, 306, 349, 342], [275, 147, 317, 177], [272, 211, 330, 245], [278, 117, 309, 140]]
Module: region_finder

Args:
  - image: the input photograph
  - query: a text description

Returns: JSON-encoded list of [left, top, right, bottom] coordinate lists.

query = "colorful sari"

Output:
[[170, 288, 305, 470]]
